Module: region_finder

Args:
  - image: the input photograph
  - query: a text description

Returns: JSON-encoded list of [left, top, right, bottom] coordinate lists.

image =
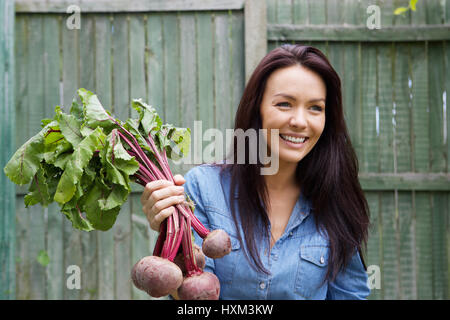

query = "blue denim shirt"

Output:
[[183, 164, 370, 300]]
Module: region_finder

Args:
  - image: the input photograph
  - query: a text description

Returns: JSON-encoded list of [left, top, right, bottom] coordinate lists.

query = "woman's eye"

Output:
[[311, 105, 324, 112], [276, 102, 290, 107]]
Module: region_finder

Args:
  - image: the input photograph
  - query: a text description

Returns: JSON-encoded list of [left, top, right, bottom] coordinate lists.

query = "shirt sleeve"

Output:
[[183, 167, 216, 274], [326, 249, 371, 300]]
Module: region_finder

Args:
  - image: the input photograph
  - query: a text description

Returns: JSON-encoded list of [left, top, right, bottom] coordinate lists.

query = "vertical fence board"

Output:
[[196, 12, 215, 163], [128, 14, 150, 300], [366, 192, 382, 300], [415, 191, 433, 298], [179, 13, 197, 172], [14, 15, 29, 300], [27, 15, 47, 300], [94, 14, 115, 300], [230, 11, 245, 122], [0, 0, 15, 299], [43, 15, 63, 300], [214, 12, 232, 133], [79, 15, 99, 300], [111, 14, 132, 300], [292, 0, 308, 25], [61, 17, 83, 300], [147, 13, 164, 116]]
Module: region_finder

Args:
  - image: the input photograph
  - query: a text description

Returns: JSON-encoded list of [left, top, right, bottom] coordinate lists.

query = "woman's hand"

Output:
[[141, 174, 186, 231]]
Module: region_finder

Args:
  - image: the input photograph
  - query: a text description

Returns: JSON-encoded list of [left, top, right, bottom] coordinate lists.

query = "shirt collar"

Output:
[[284, 191, 312, 234]]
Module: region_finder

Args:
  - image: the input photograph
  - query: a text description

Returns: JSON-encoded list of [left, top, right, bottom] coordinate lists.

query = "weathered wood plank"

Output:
[[431, 192, 448, 299], [61, 15, 83, 300], [196, 12, 215, 165], [42, 15, 64, 300], [267, 24, 450, 42], [358, 173, 450, 190], [178, 13, 197, 172], [146, 13, 164, 118], [308, 0, 326, 25], [13, 15, 29, 300], [214, 12, 232, 134], [244, 0, 267, 83], [365, 191, 382, 300], [129, 14, 146, 118], [128, 14, 151, 300], [415, 192, 433, 299], [292, 0, 308, 25], [111, 14, 132, 300], [0, 0, 15, 300], [15, 0, 245, 12], [130, 194, 152, 300], [381, 191, 398, 299], [398, 191, 415, 299], [78, 15, 99, 300], [360, 43, 378, 173], [162, 12, 183, 176], [277, 0, 293, 24], [27, 14, 47, 300], [94, 14, 115, 300], [230, 11, 245, 124]]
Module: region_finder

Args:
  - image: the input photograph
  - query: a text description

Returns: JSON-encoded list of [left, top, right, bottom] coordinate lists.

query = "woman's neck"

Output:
[[263, 161, 299, 192]]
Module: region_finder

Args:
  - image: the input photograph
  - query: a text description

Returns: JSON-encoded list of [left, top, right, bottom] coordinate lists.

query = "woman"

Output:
[[141, 44, 371, 300]]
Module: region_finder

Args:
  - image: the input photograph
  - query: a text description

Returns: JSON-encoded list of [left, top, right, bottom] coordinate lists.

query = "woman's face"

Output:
[[260, 64, 326, 167]]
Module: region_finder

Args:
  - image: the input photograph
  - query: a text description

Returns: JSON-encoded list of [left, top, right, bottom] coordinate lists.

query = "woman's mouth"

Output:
[[279, 134, 309, 144]]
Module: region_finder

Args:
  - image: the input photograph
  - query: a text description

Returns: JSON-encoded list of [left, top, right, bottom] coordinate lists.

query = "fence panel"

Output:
[[13, 3, 245, 299], [266, 0, 449, 300]]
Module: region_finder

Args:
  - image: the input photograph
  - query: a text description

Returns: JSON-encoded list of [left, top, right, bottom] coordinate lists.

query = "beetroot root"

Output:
[[131, 256, 183, 298], [177, 272, 220, 300], [174, 244, 206, 275], [202, 229, 231, 259]]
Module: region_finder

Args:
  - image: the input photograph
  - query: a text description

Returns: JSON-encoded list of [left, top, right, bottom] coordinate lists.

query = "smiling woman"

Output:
[[260, 64, 326, 167], [142, 44, 371, 300]]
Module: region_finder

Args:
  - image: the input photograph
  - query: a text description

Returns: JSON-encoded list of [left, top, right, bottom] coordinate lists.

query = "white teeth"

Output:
[[280, 134, 307, 143]]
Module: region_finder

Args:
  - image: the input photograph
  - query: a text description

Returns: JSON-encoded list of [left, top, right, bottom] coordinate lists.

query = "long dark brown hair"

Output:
[[216, 44, 370, 282]]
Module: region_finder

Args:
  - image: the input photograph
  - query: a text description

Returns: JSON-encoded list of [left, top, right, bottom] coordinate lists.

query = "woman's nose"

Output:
[[288, 107, 307, 129]]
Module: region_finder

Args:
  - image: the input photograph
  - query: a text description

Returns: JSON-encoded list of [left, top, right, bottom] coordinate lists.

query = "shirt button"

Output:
[[320, 256, 325, 264], [259, 282, 266, 290]]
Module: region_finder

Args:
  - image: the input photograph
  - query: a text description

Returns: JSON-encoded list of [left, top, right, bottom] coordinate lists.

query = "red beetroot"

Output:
[[131, 256, 183, 298], [177, 272, 220, 300], [202, 229, 231, 259], [174, 244, 206, 275]]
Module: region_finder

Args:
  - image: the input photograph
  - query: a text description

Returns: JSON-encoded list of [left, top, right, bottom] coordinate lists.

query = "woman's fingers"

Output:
[[149, 185, 185, 207], [150, 194, 185, 215], [150, 206, 175, 231], [141, 180, 173, 206], [140, 175, 187, 231], [173, 174, 186, 186]]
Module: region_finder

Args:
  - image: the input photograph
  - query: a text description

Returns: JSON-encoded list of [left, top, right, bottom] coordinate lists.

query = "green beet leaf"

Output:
[[3, 120, 58, 185], [54, 127, 106, 204]]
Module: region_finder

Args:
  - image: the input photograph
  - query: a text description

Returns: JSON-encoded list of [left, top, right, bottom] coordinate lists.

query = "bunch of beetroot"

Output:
[[130, 145, 232, 300], [3, 88, 231, 300], [117, 101, 232, 300]]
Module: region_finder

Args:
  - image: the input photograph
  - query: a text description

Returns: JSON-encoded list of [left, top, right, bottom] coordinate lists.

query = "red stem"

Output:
[[168, 211, 185, 261], [182, 216, 202, 276]]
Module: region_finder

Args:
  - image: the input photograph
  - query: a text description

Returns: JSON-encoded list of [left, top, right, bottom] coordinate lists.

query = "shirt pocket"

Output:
[[295, 245, 329, 299], [210, 223, 241, 285]]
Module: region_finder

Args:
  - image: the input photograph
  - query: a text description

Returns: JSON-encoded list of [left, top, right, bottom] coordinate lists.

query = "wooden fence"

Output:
[[1, 0, 449, 300], [265, 0, 450, 300]]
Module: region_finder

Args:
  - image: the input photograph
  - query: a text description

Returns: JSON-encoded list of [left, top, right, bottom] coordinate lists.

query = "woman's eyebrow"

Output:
[[273, 93, 325, 103]]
